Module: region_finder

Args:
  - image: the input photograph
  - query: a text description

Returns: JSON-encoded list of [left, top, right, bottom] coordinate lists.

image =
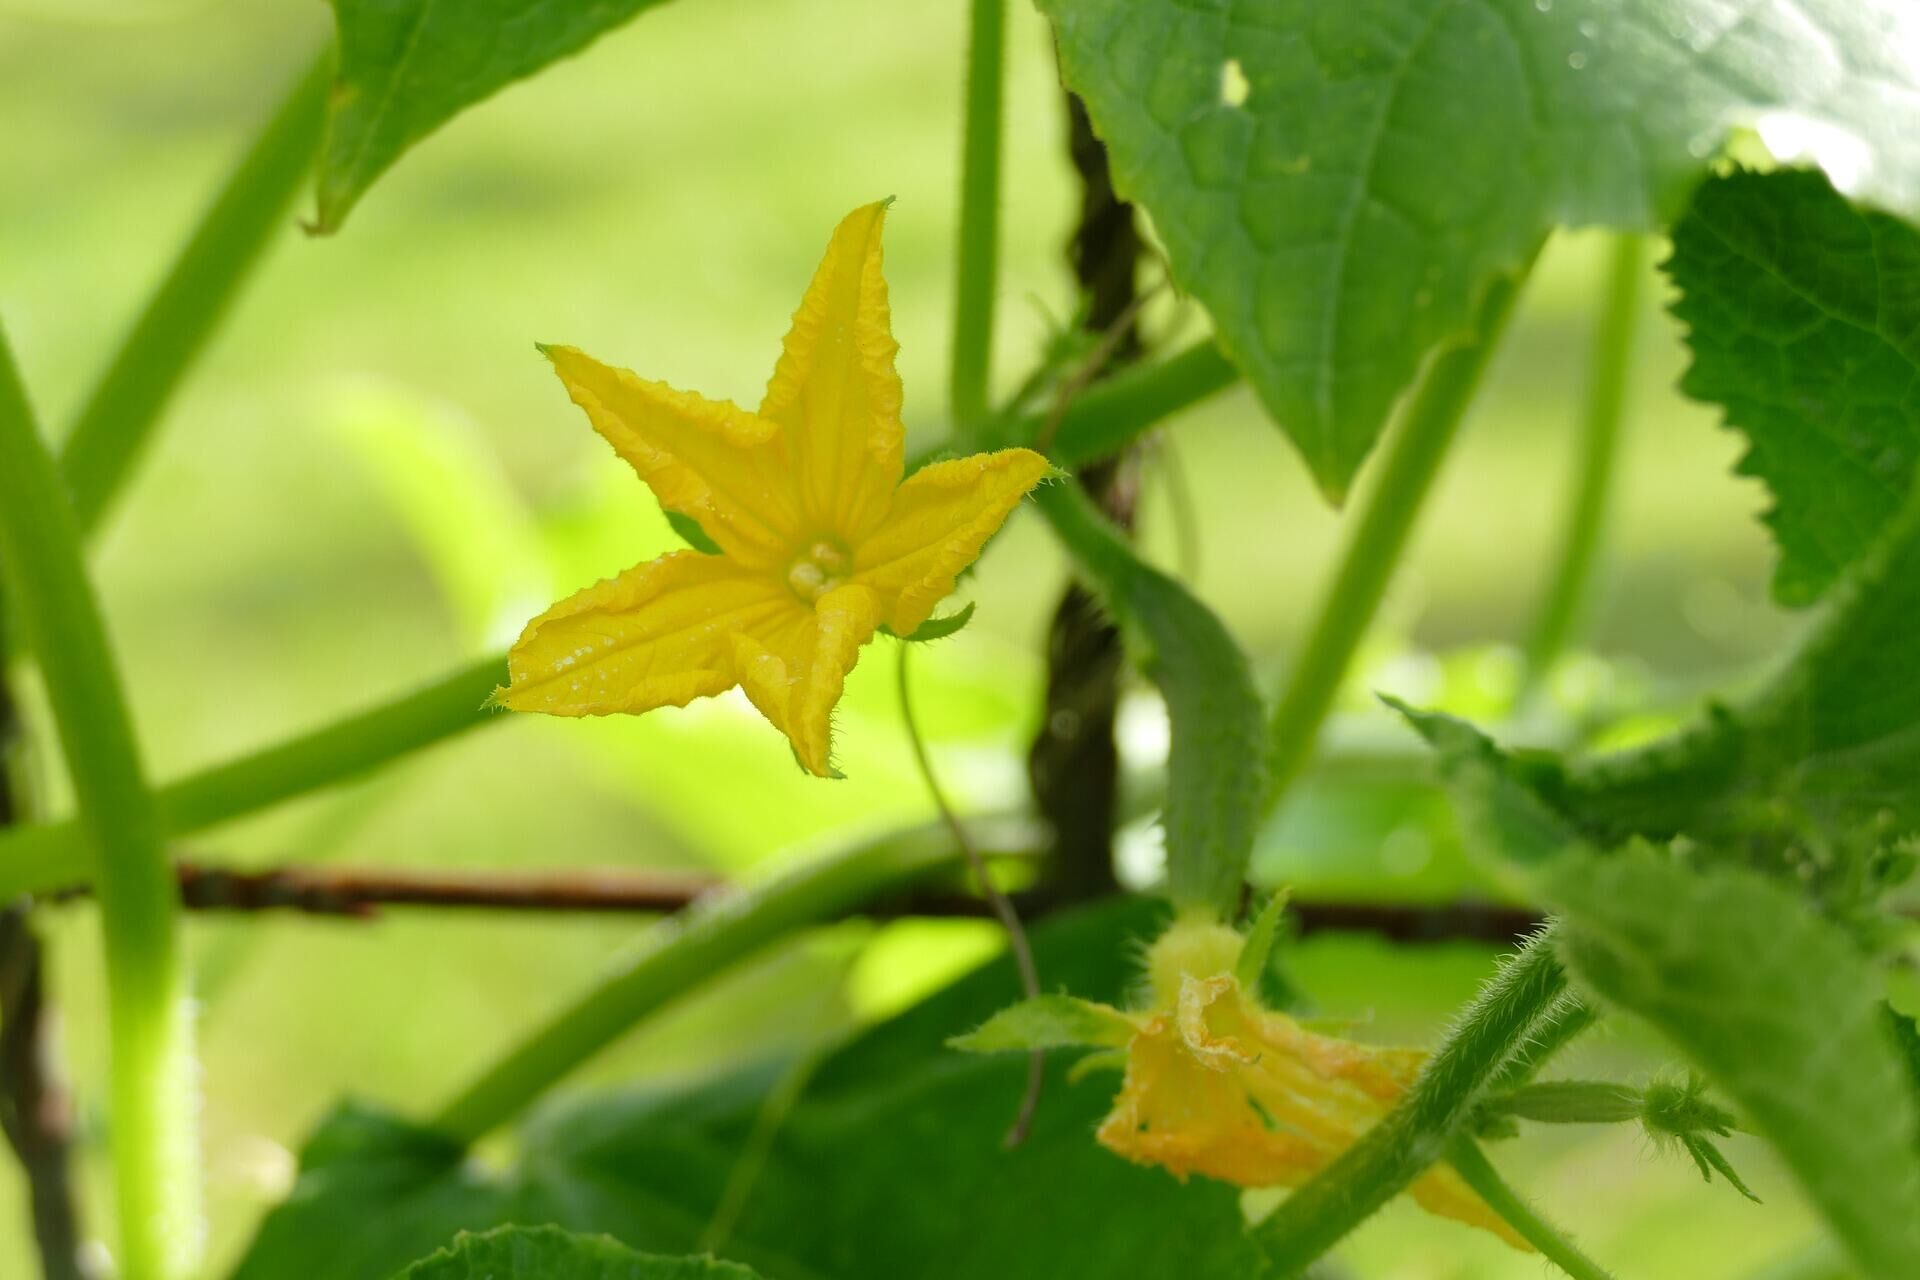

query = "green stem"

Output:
[[1266, 265, 1531, 809], [948, 0, 1007, 439], [0, 656, 504, 901], [431, 823, 970, 1142], [0, 329, 194, 1279], [1519, 234, 1644, 701], [60, 49, 330, 538], [1447, 1137, 1617, 1280], [1017, 339, 1238, 465], [1256, 927, 1567, 1273]]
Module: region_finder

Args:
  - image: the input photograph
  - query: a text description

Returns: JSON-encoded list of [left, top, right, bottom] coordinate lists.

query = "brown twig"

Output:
[[0, 909, 89, 1280], [1025, 86, 1149, 907], [169, 862, 726, 917], [43, 856, 1554, 944], [0, 644, 91, 1280]]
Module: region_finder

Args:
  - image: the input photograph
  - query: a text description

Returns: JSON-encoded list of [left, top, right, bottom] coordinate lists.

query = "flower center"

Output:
[[785, 539, 852, 603]]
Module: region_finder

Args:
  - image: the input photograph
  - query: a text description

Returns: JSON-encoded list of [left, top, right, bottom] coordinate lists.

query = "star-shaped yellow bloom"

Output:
[[498, 201, 1049, 776]]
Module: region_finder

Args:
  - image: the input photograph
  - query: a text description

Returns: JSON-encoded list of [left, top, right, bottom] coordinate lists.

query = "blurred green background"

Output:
[[0, 0, 1824, 1275]]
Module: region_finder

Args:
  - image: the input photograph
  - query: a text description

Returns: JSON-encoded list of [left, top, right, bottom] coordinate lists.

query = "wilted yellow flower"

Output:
[[1097, 970, 1528, 1249], [953, 916, 1529, 1250], [497, 202, 1049, 775]]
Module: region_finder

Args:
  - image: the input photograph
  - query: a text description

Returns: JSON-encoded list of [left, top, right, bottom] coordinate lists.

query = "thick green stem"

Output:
[[1256, 928, 1567, 1273], [1519, 234, 1644, 701], [0, 329, 195, 1279], [431, 824, 970, 1143], [0, 656, 504, 901], [60, 49, 330, 538], [1447, 1138, 1617, 1280], [948, 0, 1007, 439], [1266, 267, 1531, 809], [1007, 339, 1238, 465]]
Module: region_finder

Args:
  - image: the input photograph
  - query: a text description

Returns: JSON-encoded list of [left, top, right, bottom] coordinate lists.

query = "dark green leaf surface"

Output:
[[1548, 849, 1920, 1277], [1039, 0, 1920, 496], [391, 1226, 759, 1280], [1668, 168, 1920, 604], [1564, 483, 1920, 867], [1035, 484, 1267, 912], [230, 898, 1272, 1280], [1398, 483, 1920, 901], [319, 0, 677, 233]]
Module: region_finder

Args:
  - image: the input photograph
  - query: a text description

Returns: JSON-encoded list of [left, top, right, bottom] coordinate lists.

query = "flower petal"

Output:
[[1096, 973, 1530, 1251], [853, 448, 1050, 635], [545, 344, 799, 565], [759, 201, 904, 542], [731, 583, 881, 777], [500, 551, 800, 716]]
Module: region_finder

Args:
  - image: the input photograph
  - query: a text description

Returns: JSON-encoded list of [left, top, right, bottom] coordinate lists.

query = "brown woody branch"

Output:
[[44, 859, 1550, 944]]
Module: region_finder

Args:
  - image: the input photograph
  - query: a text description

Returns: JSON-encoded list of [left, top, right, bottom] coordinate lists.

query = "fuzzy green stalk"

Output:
[[0, 656, 504, 901], [1447, 1137, 1616, 1280], [432, 825, 973, 1142], [1007, 339, 1238, 465], [1518, 234, 1644, 702], [948, 0, 1008, 439], [60, 49, 330, 538], [0, 328, 196, 1279], [1256, 928, 1567, 1272], [1266, 264, 1532, 810]]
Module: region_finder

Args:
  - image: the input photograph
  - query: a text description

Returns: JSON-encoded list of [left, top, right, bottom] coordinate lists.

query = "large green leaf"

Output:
[[1668, 168, 1920, 605], [1039, 0, 1920, 497], [391, 1227, 760, 1280], [229, 898, 1272, 1280], [1561, 482, 1920, 870], [1548, 849, 1920, 1278], [1393, 480, 1920, 914], [1034, 484, 1267, 912], [317, 0, 677, 233]]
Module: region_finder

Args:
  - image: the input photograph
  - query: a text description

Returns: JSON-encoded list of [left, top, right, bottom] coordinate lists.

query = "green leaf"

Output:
[[390, 1227, 760, 1280], [317, 0, 678, 233], [948, 993, 1136, 1052], [229, 898, 1272, 1280], [1668, 168, 1920, 604], [665, 510, 724, 556], [1564, 482, 1920, 870], [1034, 484, 1266, 912], [1039, 0, 1920, 497], [1396, 485, 1920, 911], [1547, 848, 1920, 1277], [881, 602, 976, 643]]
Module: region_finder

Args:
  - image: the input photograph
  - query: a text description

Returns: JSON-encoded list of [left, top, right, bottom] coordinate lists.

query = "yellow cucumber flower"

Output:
[[1097, 970, 1528, 1250], [953, 916, 1530, 1251], [497, 201, 1049, 776]]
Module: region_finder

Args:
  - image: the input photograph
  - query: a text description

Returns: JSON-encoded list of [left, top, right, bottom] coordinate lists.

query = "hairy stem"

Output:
[[0, 656, 504, 901], [1447, 1138, 1616, 1280], [1266, 265, 1532, 810], [0, 328, 194, 1279], [1256, 928, 1567, 1273], [1519, 234, 1644, 702], [1021, 340, 1237, 467], [948, 0, 1007, 439], [60, 50, 330, 538], [430, 826, 973, 1143]]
